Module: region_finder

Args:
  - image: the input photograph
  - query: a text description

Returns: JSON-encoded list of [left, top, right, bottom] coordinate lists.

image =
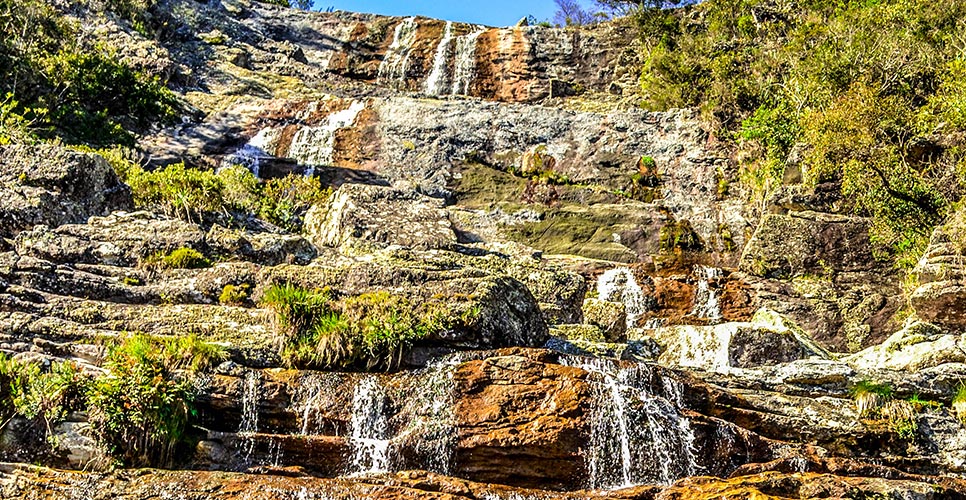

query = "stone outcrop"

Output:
[[911, 208, 966, 328], [0, 145, 132, 241], [304, 184, 457, 251]]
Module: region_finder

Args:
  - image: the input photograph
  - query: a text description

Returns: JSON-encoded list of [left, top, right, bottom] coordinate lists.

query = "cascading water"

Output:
[[451, 27, 484, 96], [690, 265, 723, 321], [424, 21, 454, 96], [560, 356, 698, 489], [378, 17, 419, 88], [222, 128, 281, 177], [238, 371, 261, 464], [348, 375, 392, 474], [597, 268, 648, 329], [287, 100, 366, 177], [395, 356, 460, 474]]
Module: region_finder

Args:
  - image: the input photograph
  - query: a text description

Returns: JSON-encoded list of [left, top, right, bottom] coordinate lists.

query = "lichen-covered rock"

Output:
[[14, 212, 205, 267], [844, 321, 966, 372], [0, 145, 132, 239], [739, 211, 876, 279], [206, 224, 316, 265], [304, 184, 457, 251], [910, 208, 966, 329], [655, 309, 829, 372], [580, 298, 627, 342]]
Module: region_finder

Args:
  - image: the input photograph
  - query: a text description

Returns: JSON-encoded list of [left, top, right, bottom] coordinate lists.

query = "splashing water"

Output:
[[451, 27, 484, 95], [287, 100, 366, 176], [348, 375, 392, 474], [424, 21, 454, 95], [560, 356, 699, 489], [597, 268, 648, 328], [378, 17, 419, 88], [690, 265, 722, 321]]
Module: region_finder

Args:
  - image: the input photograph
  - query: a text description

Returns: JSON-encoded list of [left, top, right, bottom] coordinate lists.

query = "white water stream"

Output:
[[378, 17, 419, 88], [597, 267, 648, 328], [560, 357, 699, 489], [348, 375, 392, 474], [690, 265, 722, 321]]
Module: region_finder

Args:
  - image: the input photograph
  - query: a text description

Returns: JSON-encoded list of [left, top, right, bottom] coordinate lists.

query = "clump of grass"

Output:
[[881, 399, 917, 440], [262, 284, 453, 371], [87, 333, 224, 467], [850, 380, 893, 418], [953, 383, 966, 423]]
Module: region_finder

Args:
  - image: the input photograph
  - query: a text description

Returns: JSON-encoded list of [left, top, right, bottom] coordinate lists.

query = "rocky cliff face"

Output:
[[2, 0, 966, 498]]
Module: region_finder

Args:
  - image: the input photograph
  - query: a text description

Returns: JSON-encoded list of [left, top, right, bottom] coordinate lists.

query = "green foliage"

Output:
[[264, 285, 451, 371], [955, 383, 966, 405], [659, 219, 703, 252], [0, 356, 85, 442], [261, 283, 332, 336], [127, 163, 225, 222], [124, 163, 330, 230], [162, 247, 211, 269], [851, 379, 893, 418], [635, 0, 966, 265], [87, 334, 221, 467], [219, 284, 250, 306], [0, 0, 177, 146]]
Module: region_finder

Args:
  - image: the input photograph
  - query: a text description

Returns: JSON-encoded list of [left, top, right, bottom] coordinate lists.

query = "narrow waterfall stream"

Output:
[[378, 17, 419, 88], [597, 268, 648, 328], [451, 27, 484, 95], [424, 21, 454, 95], [348, 375, 392, 474], [561, 357, 699, 489], [690, 265, 722, 321], [238, 371, 261, 464], [288, 100, 366, 176]]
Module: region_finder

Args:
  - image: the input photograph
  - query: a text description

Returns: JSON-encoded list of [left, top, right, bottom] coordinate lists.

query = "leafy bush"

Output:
[[0, 355, 85, 443], [122, 162, 330, 230], [261, 283, 332, 336], [87, 334, 223, 467], [633, 0, 966, 265], [0, 0, 177, 146]]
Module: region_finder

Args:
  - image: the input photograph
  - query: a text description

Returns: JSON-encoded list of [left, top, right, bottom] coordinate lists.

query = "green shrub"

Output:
[[162, 248, 211, 269], [126, 163, 225, 222], [257, 174, 331, 231], [261, 283, 332, 335], [0, 355, 85, 443], [87, 334, 221, 467]]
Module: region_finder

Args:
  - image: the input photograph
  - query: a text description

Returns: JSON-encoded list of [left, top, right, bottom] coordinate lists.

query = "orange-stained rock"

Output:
[[451, 351, 589, 489]]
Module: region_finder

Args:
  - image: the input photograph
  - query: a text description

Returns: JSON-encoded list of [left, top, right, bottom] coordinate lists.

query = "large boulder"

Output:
[[739, 211, 876, 279], [845, 322, 966, 372], [304, 184, 457, 252], [0, 145, 132, 240]]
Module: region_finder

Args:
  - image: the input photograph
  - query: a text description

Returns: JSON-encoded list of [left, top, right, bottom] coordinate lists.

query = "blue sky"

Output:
[[316, 0, 560, 27]]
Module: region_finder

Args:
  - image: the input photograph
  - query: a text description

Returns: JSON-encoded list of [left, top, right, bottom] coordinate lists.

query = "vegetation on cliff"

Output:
[[629, 0, 966, 267], [0, 0, 178, 146]]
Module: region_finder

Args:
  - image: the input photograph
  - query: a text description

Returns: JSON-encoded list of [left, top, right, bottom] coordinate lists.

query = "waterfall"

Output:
[[397, 357, 460, 474], [348, 375, 392, 474], [378, 17, 419, 88], [238, 371, 261, 464], [223, 128, 281, 177], [451, 27, 484, 96], [286, 100, 366, 176], [597, 268, 648, 329], [690, 265, 722, 321], [424, 21, 454, 96], [560, 357, 698, 489]]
